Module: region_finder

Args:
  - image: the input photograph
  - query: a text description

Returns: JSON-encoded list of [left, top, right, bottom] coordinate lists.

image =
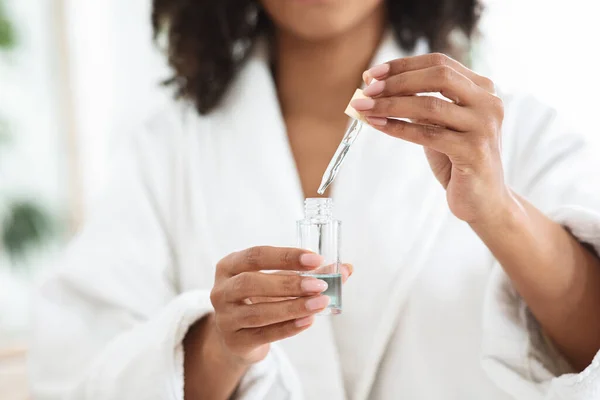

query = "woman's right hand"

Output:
[[209, 246, 352, 366]]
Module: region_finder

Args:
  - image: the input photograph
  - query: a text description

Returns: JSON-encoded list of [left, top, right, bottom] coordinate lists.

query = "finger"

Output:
[[224, 272, 328, 303], [230, 295, 330, 329], [362, 70, 373, 86], [368, 119, 467, 157], [351, 95, 475, 132], [245, 265, 352, 303], [233, 315, 316, 349], [217, 246, 323, 277], [341, 263, 353, 283], [363, 66, 485, 107], [363, 63, 390, 85], [365, 53, 495, 93]]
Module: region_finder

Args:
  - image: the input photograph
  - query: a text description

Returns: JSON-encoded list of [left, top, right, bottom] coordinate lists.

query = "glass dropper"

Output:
[[317, 118, 364, 195], [317, 88, 367, 195]]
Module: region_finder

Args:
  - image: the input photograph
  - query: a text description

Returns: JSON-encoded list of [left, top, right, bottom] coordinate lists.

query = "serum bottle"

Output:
[[297, 198, 342, 315]]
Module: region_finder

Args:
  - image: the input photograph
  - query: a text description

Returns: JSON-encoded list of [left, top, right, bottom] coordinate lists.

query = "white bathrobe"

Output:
[[29, 35, 600, 400]]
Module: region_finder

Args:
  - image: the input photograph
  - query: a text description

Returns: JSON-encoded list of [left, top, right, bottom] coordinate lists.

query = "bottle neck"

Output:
[[304, 198, 333, 220]]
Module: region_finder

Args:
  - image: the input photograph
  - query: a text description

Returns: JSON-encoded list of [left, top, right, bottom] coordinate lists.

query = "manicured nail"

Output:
[[350, 98, 375, 111], [299, 253, 324, 267], [366, 63, 390, 79], [362, 80, 385, 97], [362, 71, 370, 85], [301, 278, 328, 293], [295, 315, 315, 327], [366, 117, 388, 126], [306, 295, 331, 311], [343, 263, 354, 276], [341, 264, 353, 283]]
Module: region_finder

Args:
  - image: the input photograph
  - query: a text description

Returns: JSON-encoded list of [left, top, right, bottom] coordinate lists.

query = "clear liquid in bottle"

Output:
[[297, 198, 342, 315]]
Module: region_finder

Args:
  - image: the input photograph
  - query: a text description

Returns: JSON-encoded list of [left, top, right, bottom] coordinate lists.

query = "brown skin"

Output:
[[358, 54, 600, 369], [184, 1, 600, 399], [260, 0, 385, 42]]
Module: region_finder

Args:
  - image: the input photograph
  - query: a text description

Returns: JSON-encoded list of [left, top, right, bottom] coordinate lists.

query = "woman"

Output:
[[30, 0, 600, 399]]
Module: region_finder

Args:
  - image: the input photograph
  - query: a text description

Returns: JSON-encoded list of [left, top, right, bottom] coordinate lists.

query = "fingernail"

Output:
[[301, 278, 328, 293], [306, 296, 330, 311], [362, 71, 370, 85], [295, 315, 315, 327], [343, 263, 354, 276], [366, 63, 390, 79], [350, 98, 375, 111], [300, 253, 324, 267], [362, 80, 385, 97], [366, 117, 387, 126]]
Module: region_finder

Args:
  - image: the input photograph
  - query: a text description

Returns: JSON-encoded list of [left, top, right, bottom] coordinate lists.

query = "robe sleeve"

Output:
[[28, 123, 300, 399], [481, 95, 600, 400]]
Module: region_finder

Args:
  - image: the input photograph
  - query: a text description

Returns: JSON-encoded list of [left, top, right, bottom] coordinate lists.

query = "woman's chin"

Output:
[[278, 22, 356, 42], [260, 0, 384, 42], [288, 0, 335, 5]]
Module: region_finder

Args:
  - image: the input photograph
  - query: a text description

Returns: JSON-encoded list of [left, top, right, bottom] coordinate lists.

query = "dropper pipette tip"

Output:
[[317, 171, 335, 195]]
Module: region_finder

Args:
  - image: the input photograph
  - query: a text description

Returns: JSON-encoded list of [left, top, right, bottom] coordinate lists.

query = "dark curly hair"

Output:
[[152, 0, 482, 115]]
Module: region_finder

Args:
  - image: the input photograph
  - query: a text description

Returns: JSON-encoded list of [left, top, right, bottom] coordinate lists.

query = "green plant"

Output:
[[2, 201, 53, 263], [0, 0, 15, 50], [0, 0, 54, 266]]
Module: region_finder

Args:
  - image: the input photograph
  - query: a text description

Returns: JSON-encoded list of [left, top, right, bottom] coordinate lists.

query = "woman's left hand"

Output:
[[353, 53, 510, 224]]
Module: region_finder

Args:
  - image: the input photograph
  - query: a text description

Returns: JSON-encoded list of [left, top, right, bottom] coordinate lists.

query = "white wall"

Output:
[[0, 0, 66, 342], [0, 0, 64, 210], [64, 0, 170, 214], [479, 0, 600, 146]]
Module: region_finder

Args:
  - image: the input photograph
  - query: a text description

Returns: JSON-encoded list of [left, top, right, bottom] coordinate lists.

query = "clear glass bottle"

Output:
[[297, 198, 342, 315]]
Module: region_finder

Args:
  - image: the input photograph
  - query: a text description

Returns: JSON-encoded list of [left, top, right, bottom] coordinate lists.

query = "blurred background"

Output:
[[0, 0, 599, 398]]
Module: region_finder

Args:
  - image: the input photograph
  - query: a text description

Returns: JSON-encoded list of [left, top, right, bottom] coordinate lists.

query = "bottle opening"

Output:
[[304, 198, 333, 219]]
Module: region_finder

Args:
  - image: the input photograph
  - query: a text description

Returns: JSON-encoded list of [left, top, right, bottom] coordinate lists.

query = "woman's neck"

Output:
[[274, 7, 386, 121]]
